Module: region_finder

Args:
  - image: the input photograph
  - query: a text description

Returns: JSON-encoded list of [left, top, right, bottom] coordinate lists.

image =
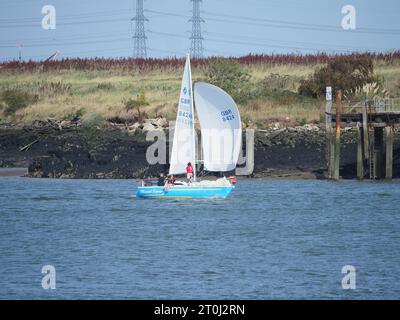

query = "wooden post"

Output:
[[362, 102, 369, 160], [356, 123, 364, 180], [374, 127, 384, 179], [385, 126, 393, 180], [328, 133, 335, 179], [369, 127, 375, 179], [325, 86, 333, 178], [333, 90, 342, 181]]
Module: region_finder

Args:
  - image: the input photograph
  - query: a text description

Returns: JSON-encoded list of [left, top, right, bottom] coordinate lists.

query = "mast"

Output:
[[187, 53, 197, 181]]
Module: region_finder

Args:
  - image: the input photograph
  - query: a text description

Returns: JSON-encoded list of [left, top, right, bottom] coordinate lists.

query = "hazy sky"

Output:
[[0, 0, 399, 61]]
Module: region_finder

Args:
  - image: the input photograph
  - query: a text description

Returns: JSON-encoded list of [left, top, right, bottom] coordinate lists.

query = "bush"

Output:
[[252, 85, 315, 106], [63, 108, 85, 121], [298, 118, 307, 126], [97, 82, 115, 91], [123, 92, 149, 123], [0, 89, 38, 116], [37, 81, 71, 95], [124, 98, 143, 111], [124, 92, 149, 111], [261, 73, 290, 90], [298, 55, 378, 99], [81, 113, 105, 128], [205, 58, 251, 103]]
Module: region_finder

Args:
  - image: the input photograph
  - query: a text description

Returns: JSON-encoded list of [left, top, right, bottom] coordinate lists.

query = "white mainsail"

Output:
[[169, 55, 196, 177], [194, 82, 242, 172]]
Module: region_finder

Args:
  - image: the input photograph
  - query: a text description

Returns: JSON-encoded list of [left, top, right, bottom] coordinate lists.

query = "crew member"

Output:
[[186, 162, 193, 184]]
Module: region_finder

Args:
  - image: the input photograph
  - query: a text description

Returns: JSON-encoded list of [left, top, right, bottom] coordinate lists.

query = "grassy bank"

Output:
[[1, 53, 400, 127]]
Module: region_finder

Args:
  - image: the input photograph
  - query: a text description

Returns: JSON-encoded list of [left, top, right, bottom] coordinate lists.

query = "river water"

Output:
[[0, 177, 399, 299]]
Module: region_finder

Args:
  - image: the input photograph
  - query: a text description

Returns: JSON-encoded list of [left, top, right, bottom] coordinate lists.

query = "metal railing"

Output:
[[340, 97, 400, 114]]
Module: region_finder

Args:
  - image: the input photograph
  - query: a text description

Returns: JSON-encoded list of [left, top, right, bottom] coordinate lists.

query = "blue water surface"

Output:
[[0, 177, 399, 299]]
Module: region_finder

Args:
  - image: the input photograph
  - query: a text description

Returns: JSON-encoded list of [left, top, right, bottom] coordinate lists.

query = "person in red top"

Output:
[[186, 162, 193, 184]]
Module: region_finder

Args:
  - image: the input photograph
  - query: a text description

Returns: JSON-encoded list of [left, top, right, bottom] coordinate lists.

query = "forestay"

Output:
[[169, 55, 196, 175]]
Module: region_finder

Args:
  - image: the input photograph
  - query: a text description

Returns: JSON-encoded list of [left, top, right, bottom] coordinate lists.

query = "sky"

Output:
[[0, 0, 399, 61]]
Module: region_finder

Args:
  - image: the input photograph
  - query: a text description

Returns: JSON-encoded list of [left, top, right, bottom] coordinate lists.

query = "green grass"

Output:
[[1, 59, 399, 126]]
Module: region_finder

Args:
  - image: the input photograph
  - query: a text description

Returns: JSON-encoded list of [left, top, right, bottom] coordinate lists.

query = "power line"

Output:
[[190, 0, 204, 58], [218, 10, 400, 34], [132, 0, 148, 58], [205, 31, 392, 52], [148, 30, 395, 54], [202, 12, 400, 36], [145, 9, 189, 19], [148, 47, 186, 56], [205, 37, 352, 53], [0, 17, 132, 29], [1, 30, 131, 45], [143, 8, 400, 36], [0, 37, 131, 49], [0, 9, 131, 24]]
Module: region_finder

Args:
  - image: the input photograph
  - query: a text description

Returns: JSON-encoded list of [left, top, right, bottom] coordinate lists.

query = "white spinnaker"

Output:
[[194, 82, 242, 172], [169, 55, 196, 175]]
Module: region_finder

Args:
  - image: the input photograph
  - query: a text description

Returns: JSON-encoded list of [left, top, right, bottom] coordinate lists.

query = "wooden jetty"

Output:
[[326, 89, 400, 180]]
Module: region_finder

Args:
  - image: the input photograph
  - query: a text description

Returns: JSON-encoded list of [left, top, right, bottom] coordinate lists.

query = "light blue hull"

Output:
[[136, 185, 234, 199]]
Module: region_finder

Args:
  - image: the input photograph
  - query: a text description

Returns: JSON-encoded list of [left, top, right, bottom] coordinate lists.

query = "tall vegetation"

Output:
[[0, 52, 398, 125], [0, 52, 398, 72], [298, 54, 379, 99], [205, 58, 251, 103], [0, 89, 38, 116]]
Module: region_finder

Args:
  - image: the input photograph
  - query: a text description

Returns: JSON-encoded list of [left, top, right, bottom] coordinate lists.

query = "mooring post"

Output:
[[369, 127, 375, 179], [362, 102, 369, 160], [385, 126, 393, 180], [325, 86, 333, 178], [329, 133, 335, 179], [333, 90, 342, 181], [374, 127, 384, 179], [356, 122, 364, 180]]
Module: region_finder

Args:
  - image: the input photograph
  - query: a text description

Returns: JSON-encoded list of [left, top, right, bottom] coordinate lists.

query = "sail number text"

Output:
[[221, 109, 235, 122]]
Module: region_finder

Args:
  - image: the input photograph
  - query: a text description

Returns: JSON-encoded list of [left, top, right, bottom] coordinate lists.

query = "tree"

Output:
[[298, 54, 378, 99], [205, 58, 251, 103]]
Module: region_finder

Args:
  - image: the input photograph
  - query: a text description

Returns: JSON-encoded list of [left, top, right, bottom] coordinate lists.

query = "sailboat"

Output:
[[136, 54, 241, 199]]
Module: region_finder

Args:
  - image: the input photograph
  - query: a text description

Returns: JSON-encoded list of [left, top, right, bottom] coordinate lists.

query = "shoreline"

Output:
[[0, 167, 28, 177], [1, 125, 399, 179], [2, 174, 399, 181]]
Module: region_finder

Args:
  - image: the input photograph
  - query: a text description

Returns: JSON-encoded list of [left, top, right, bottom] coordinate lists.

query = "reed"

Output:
[[1, 52, 399, 126]]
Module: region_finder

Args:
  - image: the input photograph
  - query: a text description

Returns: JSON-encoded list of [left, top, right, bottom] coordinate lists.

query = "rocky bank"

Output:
[[0, 121, 399, 179]]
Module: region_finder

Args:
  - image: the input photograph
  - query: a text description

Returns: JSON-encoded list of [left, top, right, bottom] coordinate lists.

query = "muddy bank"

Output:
[[0, 125, 399, 179]]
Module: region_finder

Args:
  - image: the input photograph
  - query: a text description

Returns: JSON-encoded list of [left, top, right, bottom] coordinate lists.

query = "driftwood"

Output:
[[269, 128, 287, 139], [28, 118, 80, 131], [19, 140, 38, 152]]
